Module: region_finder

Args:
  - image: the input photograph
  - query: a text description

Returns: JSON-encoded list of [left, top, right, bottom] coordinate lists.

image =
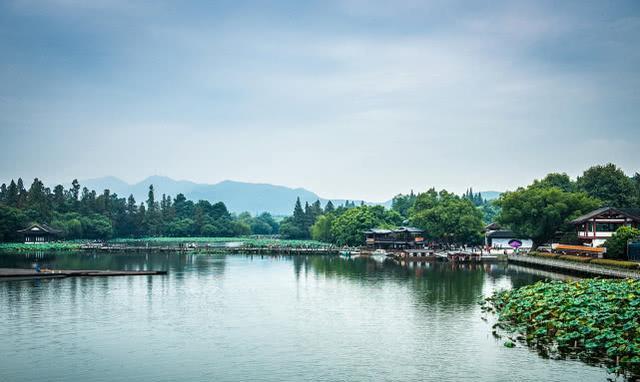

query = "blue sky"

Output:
[[0, 0, 639, 201]]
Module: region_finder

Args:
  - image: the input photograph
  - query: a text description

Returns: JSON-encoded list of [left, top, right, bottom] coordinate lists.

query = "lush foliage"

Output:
[[484, 279, 640, 376], [604, 226, 640, 260], [497, 186, 600, 248], [279, 198, 324, 239], [391, 191, 417, 218], [330, 206, 402, 246], [0, 241, 83, 251], [577, 164, 638, 208], [310, 214, 335, 242], [109, 236, 331, 248], [409, 189, 484, 245], [0, 178, 281, 241]]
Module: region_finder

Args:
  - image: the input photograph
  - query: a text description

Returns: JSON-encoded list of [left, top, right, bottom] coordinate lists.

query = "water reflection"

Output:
[[0, 252, 610, 382]]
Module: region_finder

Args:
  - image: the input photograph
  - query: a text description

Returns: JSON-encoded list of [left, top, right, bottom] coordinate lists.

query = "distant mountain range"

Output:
[[79, 176, 501, 215], [80, 176, 376, 215]]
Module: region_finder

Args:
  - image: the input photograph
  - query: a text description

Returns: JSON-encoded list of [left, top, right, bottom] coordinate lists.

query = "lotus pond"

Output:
[[485, 279, 640, 378], [109, 236, 332, 248]]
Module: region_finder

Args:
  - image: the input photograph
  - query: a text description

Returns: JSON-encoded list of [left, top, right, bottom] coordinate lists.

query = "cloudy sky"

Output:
[[1, 0, 639, 201]]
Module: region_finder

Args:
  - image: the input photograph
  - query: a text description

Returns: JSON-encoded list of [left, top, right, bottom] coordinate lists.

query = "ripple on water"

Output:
[[0, 253, 613, 382]]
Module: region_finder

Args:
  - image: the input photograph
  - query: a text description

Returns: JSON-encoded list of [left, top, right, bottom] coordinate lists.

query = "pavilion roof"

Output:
[[570, 207, 640, 224], [364, 227, 424, 234], [17, 223, 63, 235]]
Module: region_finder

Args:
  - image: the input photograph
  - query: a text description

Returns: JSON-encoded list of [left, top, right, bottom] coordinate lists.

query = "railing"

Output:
[[577, 231, 614, 238], [507, 254, 640, 279]]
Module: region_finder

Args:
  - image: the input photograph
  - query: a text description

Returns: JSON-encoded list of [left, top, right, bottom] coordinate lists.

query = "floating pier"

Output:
[[0, 268, 167, 280]]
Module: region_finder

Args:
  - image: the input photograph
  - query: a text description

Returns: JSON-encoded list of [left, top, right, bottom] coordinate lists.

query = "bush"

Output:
[[604, 226, 640, 260], [530, 252, 560, 259], [590, 258, 640, 269], [558, 254, 592, 263]]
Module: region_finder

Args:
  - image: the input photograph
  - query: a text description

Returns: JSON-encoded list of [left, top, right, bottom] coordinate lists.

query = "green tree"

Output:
[[330, 205, 401, 246], [0, 205, 27, 241], [532, 173, 575, 192], [310, 214, 335, 242], [576, 163, 636, 207], [280, 197, 312, 239], [409, 189, 484, 245], [392, 191, 417, 218], [324, 200, 335, 214], [70, 179, 81, 204], [480, 201, 500, 224], [26, 178, 52, 221], [497, 186, 600, 248], [145, 185, 162, 235], [5, 180, 18, 207], [604, 226, 640, 260]]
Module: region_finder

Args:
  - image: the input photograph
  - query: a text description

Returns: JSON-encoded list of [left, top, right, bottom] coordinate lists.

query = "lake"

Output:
[[0, 252, 612, 381]]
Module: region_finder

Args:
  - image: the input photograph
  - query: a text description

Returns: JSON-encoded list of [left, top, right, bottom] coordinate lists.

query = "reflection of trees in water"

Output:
[[0, 251, 229, 314], [407, 263, 486, 307], [0, 251, 60, 268], [0, 251, 228, 275], [298, 257, 559, 308], [293, 255, 413, 282], [297, 256, 491, 307]]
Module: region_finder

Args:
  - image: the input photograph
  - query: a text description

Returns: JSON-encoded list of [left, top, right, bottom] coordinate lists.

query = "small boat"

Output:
[[340, 250, 361, 258]]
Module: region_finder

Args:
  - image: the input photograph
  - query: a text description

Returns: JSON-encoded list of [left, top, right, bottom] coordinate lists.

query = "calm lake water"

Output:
[[0, 252, 612, 381]]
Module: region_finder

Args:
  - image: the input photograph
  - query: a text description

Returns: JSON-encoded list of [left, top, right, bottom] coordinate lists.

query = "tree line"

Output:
[[2, 163, 639, 257], [0, 179, 279, 241], [496, 164, 640, 258], [277, 163, 640, 255]]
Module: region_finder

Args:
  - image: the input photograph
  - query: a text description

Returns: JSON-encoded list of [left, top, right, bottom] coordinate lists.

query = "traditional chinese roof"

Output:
[[394, 226, 424, 233], [363, 228, 393, 234], [17, 223, 62, 235], [570, 207, 640, 225], [485, 230, 518, 239], [364, 227, 424, 234], [484, 222, 501, 231]]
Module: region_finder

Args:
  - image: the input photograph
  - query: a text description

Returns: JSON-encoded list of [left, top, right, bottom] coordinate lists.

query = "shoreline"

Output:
[[507, 254, 640, 279]]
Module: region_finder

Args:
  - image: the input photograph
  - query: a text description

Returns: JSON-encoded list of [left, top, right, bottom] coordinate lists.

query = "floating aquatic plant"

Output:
[[484, 279, 640, 377]]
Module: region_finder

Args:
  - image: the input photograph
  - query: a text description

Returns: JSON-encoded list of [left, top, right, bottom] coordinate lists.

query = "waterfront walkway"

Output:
[[508, 255, 640, 279]]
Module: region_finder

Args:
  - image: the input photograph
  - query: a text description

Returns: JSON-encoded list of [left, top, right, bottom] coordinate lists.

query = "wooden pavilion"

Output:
[[570, 207, 640, 247], [17, 223, 62, 244], [364, 227, 424, 249]]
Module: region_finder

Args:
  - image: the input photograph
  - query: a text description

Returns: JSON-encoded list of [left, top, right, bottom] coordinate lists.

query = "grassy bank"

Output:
[[484, 279, 640, 376], [0, 237, 332, 252]]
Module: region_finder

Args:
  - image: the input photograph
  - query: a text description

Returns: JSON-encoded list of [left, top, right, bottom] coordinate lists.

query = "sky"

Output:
[[0, 0, 639, 201]]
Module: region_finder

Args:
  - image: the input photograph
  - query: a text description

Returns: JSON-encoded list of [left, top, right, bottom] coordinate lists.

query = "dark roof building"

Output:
[[570, 207, 640, 247], [364, 227, 424, 249], [17, 223, 62, 244]]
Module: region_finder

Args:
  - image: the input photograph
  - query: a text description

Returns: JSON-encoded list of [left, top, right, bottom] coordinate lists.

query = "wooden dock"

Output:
[[0, 268, 167, 280]]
